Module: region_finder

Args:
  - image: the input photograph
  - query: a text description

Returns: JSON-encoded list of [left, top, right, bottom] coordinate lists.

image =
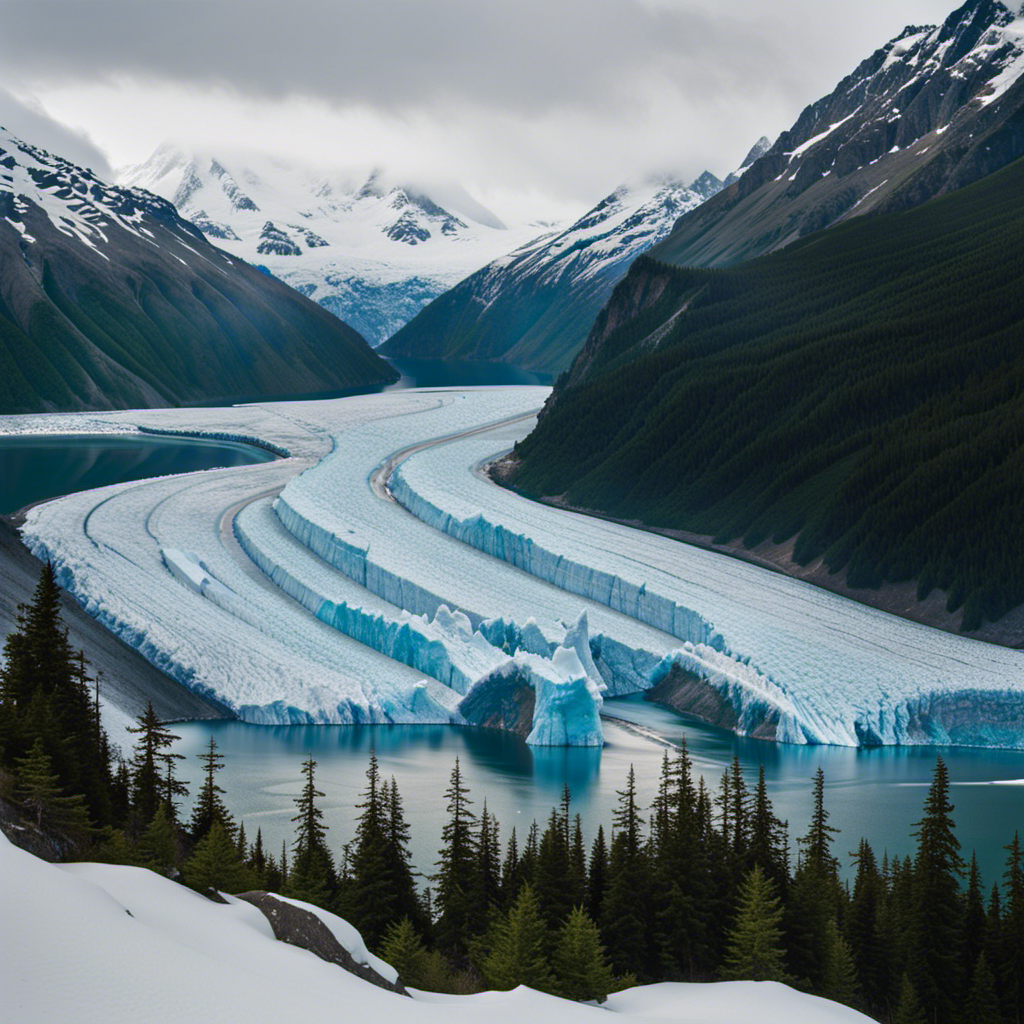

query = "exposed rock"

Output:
[[458, 668, 536, 737], [236, 891, 408, 995]]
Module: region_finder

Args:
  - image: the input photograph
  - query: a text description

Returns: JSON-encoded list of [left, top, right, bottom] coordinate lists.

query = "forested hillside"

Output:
[[511, 154, 1024, 632]]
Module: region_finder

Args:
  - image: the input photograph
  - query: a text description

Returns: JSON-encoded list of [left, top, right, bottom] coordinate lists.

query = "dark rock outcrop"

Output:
[[458, 669, 536, 738], [236, 891, 408, 995]]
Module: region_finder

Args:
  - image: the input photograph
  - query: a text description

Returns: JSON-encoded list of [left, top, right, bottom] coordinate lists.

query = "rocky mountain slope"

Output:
[[651, 0, 1024, 267], [380, 168, 734, 375], [0, 128, 397, 414], [119, 148, 544, 345]]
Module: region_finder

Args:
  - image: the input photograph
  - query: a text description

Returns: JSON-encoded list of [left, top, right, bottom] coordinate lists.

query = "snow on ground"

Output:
[[0, 833, 873, 1024], [8, 387, 1024, 749]]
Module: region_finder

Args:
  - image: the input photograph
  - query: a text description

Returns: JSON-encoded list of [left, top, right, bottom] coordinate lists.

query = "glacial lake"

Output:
[[170, 696, 1024, 886], [0, 434, 277, 515]]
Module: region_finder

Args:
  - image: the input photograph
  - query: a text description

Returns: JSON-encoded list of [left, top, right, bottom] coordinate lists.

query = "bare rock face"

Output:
[[235, 891, 408, 996], [644, 663, 781, 742], [458, 669, 536, 737]]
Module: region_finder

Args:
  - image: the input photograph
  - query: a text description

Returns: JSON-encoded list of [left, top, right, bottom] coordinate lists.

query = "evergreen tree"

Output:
[[288, 754, 335, 907], [552, 905, 618, 1002], [1, 563, 111, 822], [603, 765, 651, 977], [587, 825, 609, 922], [1000, 831, 1024, 1024], [820, 917, 859, 1008], [479, 883, 554, 993], [534, 804, 572, 928], [963, 852, 987, 977], [787, 767, 842, 989], [380, 917, 433, 989], [963, 951, 1002, 1024], [14, 738, 92, 842], [720, 865, 792, 983], [473, 801, 503, 925], [892, 973, 926, 1024], [907, 757, 964, 1024], [189, 736, 232, 842], [347, 751, 393, 946], [501, 826, 522, 904], [183, 819, 252, 895], [749, 764, 788, 890], [139, 801, 179, 871], [432, 758, 477, 957], [126, 702, 181, 831], [846, 838, 888, 1015], [385, 775, 426, 932]]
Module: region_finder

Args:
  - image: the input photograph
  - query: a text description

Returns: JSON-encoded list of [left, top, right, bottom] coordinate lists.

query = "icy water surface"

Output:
[[172, 698, 1024, 885], [0, 434, 275, 515]]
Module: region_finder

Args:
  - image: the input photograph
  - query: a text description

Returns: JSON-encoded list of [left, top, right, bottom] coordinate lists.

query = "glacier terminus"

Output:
[[5, 386, 1024, 749]]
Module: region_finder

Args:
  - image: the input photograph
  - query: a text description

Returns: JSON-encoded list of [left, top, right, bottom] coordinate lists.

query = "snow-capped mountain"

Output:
[[118, 148, 545, 346], [0, 127, 396, 413], [653, 0, 1024, 267], [380, 170, 727, 375]]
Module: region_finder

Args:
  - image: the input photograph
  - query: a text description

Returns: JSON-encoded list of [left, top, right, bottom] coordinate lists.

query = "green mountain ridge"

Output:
[[511, 153, 1024, 633], [0, 128, 397, 414]]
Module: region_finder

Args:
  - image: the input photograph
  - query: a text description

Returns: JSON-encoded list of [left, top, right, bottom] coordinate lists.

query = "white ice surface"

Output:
[[0, 834, 874, 1024], [9, 387, 1024, 749], [388, 418, 1024, 748]]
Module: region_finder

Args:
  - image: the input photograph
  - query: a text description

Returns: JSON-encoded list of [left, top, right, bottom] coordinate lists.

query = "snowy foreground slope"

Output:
[[6, 387, 1024, 748], [0, 834, 872, 1024]]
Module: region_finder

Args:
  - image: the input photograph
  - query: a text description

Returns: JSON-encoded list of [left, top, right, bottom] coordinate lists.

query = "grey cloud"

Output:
[[0, 87, 113, 176], [0, 1, 843, 117]]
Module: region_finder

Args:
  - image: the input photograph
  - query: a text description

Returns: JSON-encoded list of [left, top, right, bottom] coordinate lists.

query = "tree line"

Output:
[[2, 564, 1023, 1020]]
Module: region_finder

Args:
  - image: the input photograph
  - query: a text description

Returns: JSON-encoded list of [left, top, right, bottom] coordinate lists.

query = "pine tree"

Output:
[[720, 865, 792, 983], [380, 917, 433, 989], [603, 765, 651, 977], [348, 752, 395, 947], [587, 825, 609, 922], [479, 883, 554, 993], [126, 702, 181, 831], [535, 804, 572, 928], [552, 905, 617, 1002], [501, 826, 522, 904], [189, 736, 232, 842], [473, 801, 502, 925], [846, 838, 888, 1015], [786, 766, 842, 990], [1000, 831, 1024, 1024], [963, 951, 1002, 1024], [892, 972, 926, 1024], [288, 754, 334, 907], [183, 819, 252, 895], [1, 563, 111, 822], [907, 756, 964, 1024], [385, 775, 425, 932], [432, 758, 477, 958], [139, 802, 179, 870], [14, 738, 92, 842], [821, 917, 859, 1007]]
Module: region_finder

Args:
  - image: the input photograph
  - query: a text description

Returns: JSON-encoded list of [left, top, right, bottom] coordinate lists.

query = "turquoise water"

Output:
[[170, 699, 1024, 886], [0, 434, 276, 515]]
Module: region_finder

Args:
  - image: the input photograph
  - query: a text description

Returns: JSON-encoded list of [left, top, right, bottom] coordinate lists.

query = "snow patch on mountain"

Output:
[[118, 147, 549, 344]]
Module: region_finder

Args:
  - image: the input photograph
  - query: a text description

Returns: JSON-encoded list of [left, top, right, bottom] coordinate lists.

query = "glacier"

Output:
[[6, 387, 1024, 749]]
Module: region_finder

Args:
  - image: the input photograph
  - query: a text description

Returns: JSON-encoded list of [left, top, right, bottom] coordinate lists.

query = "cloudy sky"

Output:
[[1, 0, 961, 221]]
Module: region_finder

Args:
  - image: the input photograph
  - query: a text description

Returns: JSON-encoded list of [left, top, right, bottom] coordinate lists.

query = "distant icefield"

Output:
[[4, 387, 1024, 748]]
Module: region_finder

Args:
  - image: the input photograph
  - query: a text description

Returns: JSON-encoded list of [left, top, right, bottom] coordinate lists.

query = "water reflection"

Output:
[[170, 703, 1024, 887]]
